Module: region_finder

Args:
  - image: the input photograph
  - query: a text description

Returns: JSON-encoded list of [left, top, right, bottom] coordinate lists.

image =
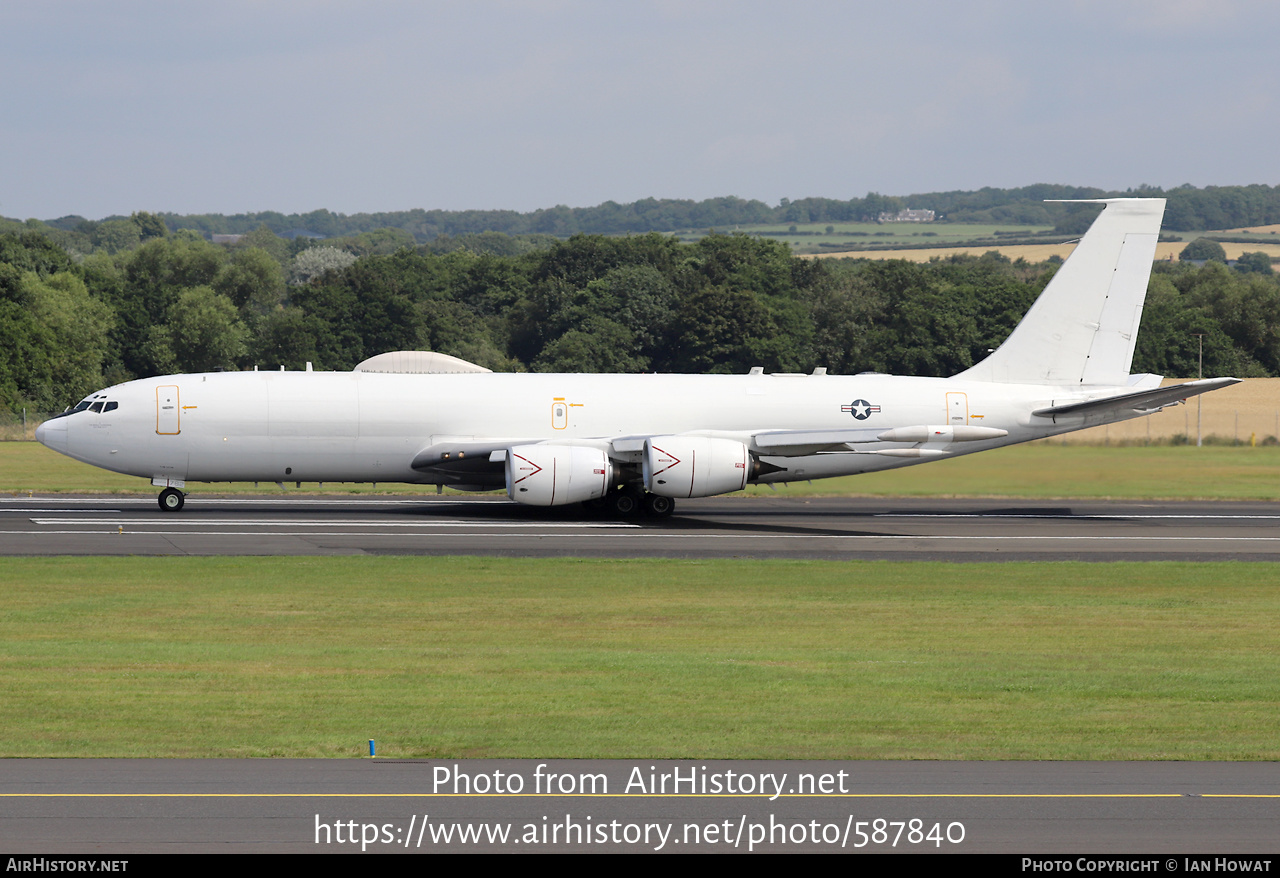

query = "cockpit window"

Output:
[[57, 393, 110, 419]]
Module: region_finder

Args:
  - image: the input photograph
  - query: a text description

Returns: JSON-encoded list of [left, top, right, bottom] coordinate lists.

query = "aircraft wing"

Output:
[[1032, 378, 1240, 418], [410, 439, 542, 487], [752, 425, 1012, 455], [415, 425, 1017, 476], [751, 428, 888, 455]]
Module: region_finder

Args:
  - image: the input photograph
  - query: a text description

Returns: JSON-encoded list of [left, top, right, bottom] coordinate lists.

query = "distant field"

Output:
[[809, 242, 1078, 262], [680, 222, 1058, 254], [4, 557, 1278, 759], [9, 440, 1280, 501], [1217, 224, 1280, 237], [1063, 377, 1280, 445], [678, 218, 1280, 260], [808, 240, 1280, 263], [727, 221, 1056, 241]]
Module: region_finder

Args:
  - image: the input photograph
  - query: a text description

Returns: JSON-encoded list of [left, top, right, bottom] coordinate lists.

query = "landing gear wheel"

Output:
[[158, 487, 185, 512], [643, 493, 675, 517], [610, 489, 641, 517]]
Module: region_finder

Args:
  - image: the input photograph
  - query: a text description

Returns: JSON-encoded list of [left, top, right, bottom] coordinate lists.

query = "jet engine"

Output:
[[505, 444, 613, 507], [643, 436, 750, 498]]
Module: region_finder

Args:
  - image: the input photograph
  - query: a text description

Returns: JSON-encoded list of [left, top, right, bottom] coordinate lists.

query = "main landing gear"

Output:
[[158, 487, 186, 512], [584, 488, 675, 518]]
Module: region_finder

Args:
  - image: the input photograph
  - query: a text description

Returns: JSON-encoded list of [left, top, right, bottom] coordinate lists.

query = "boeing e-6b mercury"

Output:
[[36, 198, 1237, 515]]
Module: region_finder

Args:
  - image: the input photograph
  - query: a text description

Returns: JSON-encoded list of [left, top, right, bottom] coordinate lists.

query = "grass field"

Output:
[[677, 222, 1064, 254], [742, 445, 1280, 500], [673, 218, 1280, 259], [9, 440, 1280, 501], [808, 240, 1280, 263], [3, 557, 1277, 760], [9, 439, 1279, 761], [1068, 378, 1280, 445]]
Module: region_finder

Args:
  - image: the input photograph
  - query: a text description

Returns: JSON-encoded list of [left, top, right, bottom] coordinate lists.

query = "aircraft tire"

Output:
[[610, 490, 640, 517], [158, 488, 185, 512], [643, 493, 675, 517]]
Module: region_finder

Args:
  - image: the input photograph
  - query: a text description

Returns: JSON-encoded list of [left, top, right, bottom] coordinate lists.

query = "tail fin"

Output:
[[955, 198, 1165, 386]]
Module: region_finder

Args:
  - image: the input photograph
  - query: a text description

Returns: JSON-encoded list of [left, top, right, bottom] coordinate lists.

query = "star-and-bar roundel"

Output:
[[841, 399, 881, 420]]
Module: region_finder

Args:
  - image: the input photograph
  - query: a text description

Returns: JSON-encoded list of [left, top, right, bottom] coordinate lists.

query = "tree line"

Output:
[[2, 216, 1278, 417], [9, 184, 1280, 249]]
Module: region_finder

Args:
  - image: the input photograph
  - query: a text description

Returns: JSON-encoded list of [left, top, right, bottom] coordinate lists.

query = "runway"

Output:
[[2, 758, 1276, 853], [4, 494, 1280, 560], [6, 501, 1278, 854]]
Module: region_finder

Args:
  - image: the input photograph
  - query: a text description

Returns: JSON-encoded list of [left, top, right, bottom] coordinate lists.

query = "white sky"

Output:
[[2, 0, 1276, 220]]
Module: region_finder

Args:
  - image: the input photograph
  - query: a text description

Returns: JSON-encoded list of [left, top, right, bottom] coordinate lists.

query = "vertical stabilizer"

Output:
[[955, 198, 1165, 386]]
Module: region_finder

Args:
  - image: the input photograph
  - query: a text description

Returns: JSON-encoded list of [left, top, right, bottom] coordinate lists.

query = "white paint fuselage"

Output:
[[36, 369, 1125, 488]]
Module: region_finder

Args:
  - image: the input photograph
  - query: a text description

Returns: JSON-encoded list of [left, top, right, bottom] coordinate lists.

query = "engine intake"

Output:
[[505, 445, 613, 506], [643, 436, 750, 498]]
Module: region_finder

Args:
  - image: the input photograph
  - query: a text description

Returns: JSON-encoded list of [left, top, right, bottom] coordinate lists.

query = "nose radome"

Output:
[[35, 417, 66, 451]]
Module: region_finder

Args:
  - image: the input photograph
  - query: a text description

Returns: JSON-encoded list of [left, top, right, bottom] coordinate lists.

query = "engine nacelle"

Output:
[[505, 444, 613, 506], [643, 436, 750, 498]]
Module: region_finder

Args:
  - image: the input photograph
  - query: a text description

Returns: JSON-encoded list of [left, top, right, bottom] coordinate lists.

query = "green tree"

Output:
[[236, 225, 290, 269], [251, 307, 322, 370], [668, 284, 779, 373], [1180, 238, 1227, 263], [22, 271, 115, 407], [532, 316, 647, 372], [214, 247, 287, 317], [115, 235, 227, 376], [290, 246, 357, 285], [1235, 251, 1274, 275], [856, 261, 983, 376], [91, 219, 142, 255], [147, 286, 248, 374], [803, 266, 881, 374], [130, 211, 169, 242]]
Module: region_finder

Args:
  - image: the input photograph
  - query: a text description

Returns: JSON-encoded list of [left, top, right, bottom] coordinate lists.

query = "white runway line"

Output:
[[0, 497, 511, 506], [1, 509, 125, 514], [28, 518, 641, 529], [9, 531, 1280, 543], [878, 513, 1280, 521]]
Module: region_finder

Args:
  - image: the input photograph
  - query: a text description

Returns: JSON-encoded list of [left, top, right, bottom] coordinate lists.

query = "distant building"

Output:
[[878, 208, 936, 223], [211, 234, 244, 245]]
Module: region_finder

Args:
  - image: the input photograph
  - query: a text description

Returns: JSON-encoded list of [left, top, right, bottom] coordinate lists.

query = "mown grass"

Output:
[[744, 445, 1280, 501], [9, 441, 1280, 500], [2, 557, 1278, 759], [1, 441, 433, 495]]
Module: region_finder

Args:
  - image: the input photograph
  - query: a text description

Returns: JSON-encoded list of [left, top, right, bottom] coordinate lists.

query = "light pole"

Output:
[[1192, 333, 1205, 447]]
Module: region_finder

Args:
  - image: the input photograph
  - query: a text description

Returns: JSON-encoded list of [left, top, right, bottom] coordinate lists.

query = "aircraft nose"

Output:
[[35, 416, 66, 451]]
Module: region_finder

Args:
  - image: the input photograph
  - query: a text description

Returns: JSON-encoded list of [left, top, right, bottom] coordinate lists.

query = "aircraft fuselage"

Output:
[[37, 368, 1121, 488]]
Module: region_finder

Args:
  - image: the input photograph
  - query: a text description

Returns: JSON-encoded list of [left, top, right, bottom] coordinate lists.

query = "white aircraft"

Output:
[[36, 198, 1237, 515]]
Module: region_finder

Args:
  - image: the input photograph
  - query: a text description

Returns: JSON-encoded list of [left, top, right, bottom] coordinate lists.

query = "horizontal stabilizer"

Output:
[[1032, 378, 1240, 418]]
